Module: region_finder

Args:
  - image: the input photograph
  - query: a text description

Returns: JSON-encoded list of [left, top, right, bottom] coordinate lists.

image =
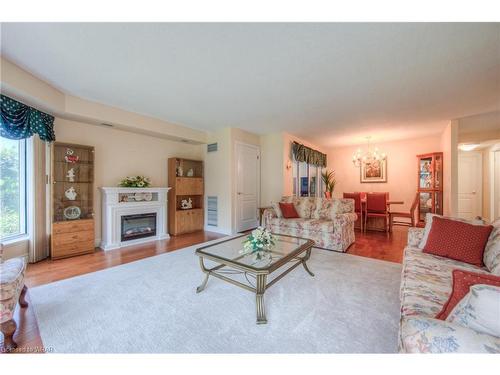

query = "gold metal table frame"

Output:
[[195, 234, 315, 324]]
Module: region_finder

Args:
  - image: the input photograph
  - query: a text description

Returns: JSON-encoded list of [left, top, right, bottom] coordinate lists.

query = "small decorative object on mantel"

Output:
[[241, 227, 276, 260], [180, 197, 193, 210], [118, 175, 151, 188]]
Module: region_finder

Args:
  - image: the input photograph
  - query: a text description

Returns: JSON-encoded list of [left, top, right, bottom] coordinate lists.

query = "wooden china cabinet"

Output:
[[51, 142, 95, 259], [417, 152, 443, 226]]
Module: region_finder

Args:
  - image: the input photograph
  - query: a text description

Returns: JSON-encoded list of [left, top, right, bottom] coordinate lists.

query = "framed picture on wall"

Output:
[[360, 159, 387, 183]]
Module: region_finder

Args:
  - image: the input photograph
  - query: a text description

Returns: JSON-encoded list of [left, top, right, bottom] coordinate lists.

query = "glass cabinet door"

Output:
[[419, 156, 433, 189], [53, 143, 94, 222], [418, 191, 433, 222]]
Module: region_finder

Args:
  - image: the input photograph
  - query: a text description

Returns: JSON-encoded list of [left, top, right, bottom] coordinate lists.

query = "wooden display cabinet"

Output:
[[417, 152, 443, 226], [51, 142, 95, 259], [168, 158, 204, 235]]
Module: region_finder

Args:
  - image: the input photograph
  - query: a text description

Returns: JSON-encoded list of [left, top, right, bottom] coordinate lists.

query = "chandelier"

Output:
[[352, 136, 387, 167]]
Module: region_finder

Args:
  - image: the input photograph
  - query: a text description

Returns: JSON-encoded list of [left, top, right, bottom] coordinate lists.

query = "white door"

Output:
[[458, 151, 482, 220], [235, 142, 260, 232]]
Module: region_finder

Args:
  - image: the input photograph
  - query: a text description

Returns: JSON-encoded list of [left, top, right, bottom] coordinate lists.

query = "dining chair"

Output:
[[343, 192, 364, 232], [389, 192, 419, 232], [364, 192, 390, 233]]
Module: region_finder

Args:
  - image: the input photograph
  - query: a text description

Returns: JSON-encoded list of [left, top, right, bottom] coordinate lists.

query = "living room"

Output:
[[1, 3, 500, 374]]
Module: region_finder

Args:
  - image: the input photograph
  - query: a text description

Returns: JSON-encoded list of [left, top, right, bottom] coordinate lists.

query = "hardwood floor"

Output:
[[347, 226, 408, 263], [2, 227, 407, 353]]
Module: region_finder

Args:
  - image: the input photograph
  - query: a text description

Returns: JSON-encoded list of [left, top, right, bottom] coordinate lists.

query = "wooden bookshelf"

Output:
[[168, 158, 204, 235]]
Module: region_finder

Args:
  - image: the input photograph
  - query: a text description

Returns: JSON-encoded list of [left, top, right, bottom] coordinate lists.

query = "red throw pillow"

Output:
[[436, 269, 500, 319], [423, 216, 493, 266], [279, 202, 300, 219]]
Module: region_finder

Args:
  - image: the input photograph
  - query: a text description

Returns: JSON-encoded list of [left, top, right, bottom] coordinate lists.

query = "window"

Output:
[[292, 159, 323, 198], [0, 137, 27, 240]]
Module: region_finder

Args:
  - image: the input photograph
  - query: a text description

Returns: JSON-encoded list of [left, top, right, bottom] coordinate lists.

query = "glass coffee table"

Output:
[[195, 234, 315, 324]]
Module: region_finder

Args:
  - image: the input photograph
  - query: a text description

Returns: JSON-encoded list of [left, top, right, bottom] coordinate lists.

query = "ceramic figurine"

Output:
[[66, 168, 75, 182], [65, 186, 77, 200], [64, 148, 79, 163], [177, 166, 184, 177], [187, 168, 194, 177]]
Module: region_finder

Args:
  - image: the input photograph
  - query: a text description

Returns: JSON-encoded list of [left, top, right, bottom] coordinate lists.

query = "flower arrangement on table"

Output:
[[118, 176, 151, 188], [241, 227, 276, 257]]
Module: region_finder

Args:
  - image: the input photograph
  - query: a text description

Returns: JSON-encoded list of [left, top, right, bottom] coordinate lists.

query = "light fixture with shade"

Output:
[[352, 136, 387, 167], [458, 143, 479, 152]]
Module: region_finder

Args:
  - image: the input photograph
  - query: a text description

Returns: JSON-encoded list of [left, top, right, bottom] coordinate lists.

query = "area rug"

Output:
[[29, 238, 402, 353]]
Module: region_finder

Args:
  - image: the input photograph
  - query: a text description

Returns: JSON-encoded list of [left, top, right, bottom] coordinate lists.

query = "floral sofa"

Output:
[[263, 196, 357, 252], [399, 220, 500, 353]]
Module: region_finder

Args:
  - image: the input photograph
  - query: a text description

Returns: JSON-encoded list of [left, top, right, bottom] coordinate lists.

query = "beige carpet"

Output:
[[30, 238, 402, 353]]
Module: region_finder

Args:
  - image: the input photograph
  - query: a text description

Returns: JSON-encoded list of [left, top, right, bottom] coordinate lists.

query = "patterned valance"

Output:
[[0, 95, 55, 142], [292, 141, 327, 167]]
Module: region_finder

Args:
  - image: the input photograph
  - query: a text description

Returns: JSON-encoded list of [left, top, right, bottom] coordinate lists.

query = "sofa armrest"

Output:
[[407, 227, 424, 248], [400, 316, 500, 353], [332, 212, 358, 228]]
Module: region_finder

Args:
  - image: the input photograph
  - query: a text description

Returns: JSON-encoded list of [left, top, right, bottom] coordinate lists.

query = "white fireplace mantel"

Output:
[[100, 187, 171, 251]]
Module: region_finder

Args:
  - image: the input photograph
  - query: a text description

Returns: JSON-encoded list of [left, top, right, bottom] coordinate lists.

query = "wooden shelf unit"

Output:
[[168, 158, 204, 235], [51, 142, 95, 259]]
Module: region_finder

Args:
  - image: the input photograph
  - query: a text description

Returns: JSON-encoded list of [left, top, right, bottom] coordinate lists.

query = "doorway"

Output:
[[234, 142, 260, 232], [458, 151, 482, 220]]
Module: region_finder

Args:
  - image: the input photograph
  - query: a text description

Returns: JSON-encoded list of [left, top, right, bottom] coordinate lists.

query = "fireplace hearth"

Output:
[[121, 213, 157, 242]]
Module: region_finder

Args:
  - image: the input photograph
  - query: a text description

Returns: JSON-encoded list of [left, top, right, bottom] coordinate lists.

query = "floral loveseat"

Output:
[[399, 218, 500, 353], [263, 196, 357, 252]]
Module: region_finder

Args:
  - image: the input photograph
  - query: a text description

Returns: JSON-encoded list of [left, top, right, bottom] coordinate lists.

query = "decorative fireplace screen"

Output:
[[121, 213, 157, 242]]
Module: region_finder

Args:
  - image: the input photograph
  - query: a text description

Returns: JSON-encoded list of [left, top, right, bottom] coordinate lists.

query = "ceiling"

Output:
[[1, 23, 499, 147]]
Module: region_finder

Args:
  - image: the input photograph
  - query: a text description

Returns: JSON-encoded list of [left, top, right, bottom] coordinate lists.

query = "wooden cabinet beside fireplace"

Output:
[[168, 158, 204, 235], [51, 142, 95, 259]]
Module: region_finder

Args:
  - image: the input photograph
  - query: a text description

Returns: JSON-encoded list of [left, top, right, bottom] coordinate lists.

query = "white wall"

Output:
[[260, 133, 284, 206], [328, 135, 442, 212], [203, 127, 260, 234], [54, 118, 204, 244]]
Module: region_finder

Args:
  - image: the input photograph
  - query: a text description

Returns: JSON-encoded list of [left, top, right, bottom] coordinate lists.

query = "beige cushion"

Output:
[[280, 196, 315, 219], [447, 284, 500, 337], [484, 218, 500, 275], [271, 201, 283, 218]]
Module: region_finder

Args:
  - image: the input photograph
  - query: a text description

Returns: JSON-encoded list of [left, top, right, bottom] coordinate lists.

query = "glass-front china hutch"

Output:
[[417, 152, 443, 226], [51, 142, 95, 259]]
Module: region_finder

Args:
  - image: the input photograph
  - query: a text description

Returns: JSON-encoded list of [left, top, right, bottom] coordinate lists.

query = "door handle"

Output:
[[472, 191, 476, 195], [237, 192, 243, 195]]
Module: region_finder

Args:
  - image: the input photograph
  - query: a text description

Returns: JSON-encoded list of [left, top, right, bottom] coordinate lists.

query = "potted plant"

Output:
[[321, 169, 336, 199]]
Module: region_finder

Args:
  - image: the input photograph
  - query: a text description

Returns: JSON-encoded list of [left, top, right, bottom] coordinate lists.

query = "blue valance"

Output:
[[0, 94, 56, 142]]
